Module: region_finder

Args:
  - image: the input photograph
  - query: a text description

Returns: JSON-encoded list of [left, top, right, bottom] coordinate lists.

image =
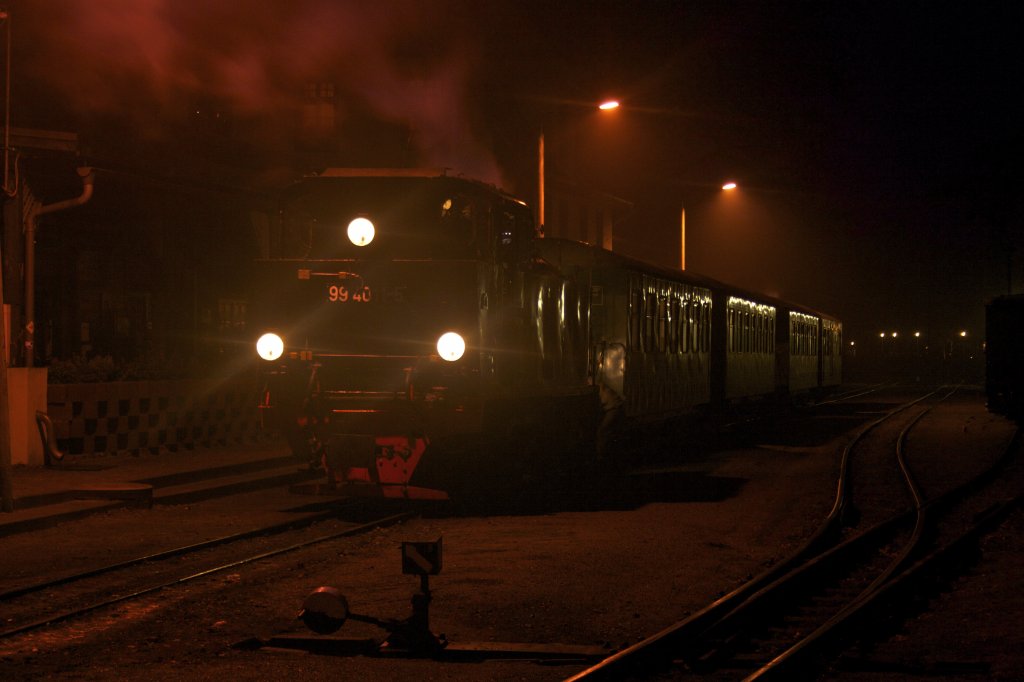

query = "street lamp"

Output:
[[1, 9, 11, 195], [680, 181, 738, 270], [537, 99, 619, 234]]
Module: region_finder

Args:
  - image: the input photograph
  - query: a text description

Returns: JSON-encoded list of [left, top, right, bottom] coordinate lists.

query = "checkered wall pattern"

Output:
[[47, 379, 264, 457]]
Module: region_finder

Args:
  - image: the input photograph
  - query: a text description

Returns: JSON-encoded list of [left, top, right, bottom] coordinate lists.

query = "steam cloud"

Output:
[[17, 0, 503, 184]]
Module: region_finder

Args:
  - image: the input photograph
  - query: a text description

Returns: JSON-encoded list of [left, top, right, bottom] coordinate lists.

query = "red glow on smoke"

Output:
[[19, 0, 502, 183]]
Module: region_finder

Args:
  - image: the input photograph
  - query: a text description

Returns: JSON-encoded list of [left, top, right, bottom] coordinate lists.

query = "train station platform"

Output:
[[0, 440, 316, 537]]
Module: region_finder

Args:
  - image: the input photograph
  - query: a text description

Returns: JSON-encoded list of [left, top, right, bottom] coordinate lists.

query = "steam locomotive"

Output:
[[252, 169, 842, 499]]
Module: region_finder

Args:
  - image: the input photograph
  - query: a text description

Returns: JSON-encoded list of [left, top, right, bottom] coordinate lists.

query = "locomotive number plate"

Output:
[[328, 284, 372, 303]]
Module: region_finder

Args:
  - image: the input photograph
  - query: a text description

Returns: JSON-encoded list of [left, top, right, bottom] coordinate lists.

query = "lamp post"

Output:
[[1, 9, 10, 195], [536, 99, 620, 234], [680, 181, 737, 270]]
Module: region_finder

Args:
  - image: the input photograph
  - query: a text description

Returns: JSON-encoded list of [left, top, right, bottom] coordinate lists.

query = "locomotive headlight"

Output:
[[347, 217, 375, 246], [256, 332, 285, 362], [436, 331, 466, 362]]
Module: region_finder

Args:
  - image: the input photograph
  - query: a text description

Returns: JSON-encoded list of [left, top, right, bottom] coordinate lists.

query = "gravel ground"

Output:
[[1, 388, 1021, 681]]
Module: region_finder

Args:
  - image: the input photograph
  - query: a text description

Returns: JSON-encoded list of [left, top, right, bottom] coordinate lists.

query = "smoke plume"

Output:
[[15, 0, 502, 184]]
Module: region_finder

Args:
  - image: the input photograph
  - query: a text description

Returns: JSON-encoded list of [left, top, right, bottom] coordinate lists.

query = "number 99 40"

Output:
[[328, 285, 372, 303]]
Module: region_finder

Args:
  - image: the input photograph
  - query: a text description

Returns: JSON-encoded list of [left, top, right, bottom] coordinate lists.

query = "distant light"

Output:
[[879, 332, 885, 338], [914, 331, 921, 338], [892, 332, 898, 338], [850, 341, 856, 346], [960, 330, 967, 337], [598, 100, 620, 110], [722, 182, 737, 191]]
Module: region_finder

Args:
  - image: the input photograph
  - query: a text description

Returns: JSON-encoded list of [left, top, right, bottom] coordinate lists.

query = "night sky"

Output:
[[6, 0, 1022, 346]]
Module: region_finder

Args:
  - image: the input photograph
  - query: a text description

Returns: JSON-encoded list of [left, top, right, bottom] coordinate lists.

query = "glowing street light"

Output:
[[537, 98, 620, 232], [680, 180, 739, 270]]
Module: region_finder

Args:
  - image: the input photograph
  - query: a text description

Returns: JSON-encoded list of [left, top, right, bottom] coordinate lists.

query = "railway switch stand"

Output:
[[261, 535, 608, 663], [298, 538, 447, 657]]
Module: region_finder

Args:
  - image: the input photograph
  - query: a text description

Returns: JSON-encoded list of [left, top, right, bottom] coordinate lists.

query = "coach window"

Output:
[[739, 309, 745, 352], [696, 302, 704, 353], [728, 309, 736, 353], [441, 193, 478, 256], [726, 309, 732, 352], [742, 311, 749, 353], [700, 305, 708, 352], [689, 302, 697, 354], [729, 307, 737, 350], [645, 291, 657, 352], [694, 302, 701, 353], [698, 301, 706, 354], [678, 300, 688, 353], [657, 295, 668, 352], [668, 297, 679, 353], [692, 300, 700, 353], [496, 204, 532, 265], [629, 286, 642, 350]]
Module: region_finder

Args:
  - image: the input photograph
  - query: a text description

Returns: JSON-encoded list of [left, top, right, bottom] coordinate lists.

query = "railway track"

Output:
[[0, 499, 415, 644], [566, 387, 1022, 681]]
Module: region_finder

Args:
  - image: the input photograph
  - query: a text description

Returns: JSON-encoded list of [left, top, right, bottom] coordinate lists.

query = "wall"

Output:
[[46, 378, 263, 458], [5, 368, 48, 466]]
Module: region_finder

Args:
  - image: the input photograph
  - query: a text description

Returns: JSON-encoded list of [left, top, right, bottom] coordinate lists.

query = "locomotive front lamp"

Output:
[[347, 217, 375, 246], [256, 332, 285, 362], [436, 332, 466, 362]]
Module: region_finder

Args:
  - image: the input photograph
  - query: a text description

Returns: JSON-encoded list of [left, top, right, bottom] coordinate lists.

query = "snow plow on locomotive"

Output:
[[252, 169, 842, 500]]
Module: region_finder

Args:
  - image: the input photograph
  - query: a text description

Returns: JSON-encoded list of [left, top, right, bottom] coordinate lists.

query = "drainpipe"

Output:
[[24, 166, 95, 366]]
